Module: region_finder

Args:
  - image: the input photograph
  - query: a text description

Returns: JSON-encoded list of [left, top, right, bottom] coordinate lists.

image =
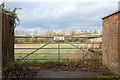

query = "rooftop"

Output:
[[102, 10, 120, 19]]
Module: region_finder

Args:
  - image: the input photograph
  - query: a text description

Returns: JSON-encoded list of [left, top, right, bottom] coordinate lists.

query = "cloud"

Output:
[[18, 2, 117, 22], [1, 0, 120, 2], [4, 1, 119, 32]]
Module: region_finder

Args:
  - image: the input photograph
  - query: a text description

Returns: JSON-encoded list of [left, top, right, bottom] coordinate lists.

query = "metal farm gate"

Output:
[[14, 36, 102, 62]]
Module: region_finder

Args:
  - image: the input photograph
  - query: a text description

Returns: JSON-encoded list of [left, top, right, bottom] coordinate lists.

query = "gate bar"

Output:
[[15, 42, 102, 44], [14, 36, 102, 38], [14, 48, 101, 49], [15, 53, 99, 54], [15, 58, 97, 60]]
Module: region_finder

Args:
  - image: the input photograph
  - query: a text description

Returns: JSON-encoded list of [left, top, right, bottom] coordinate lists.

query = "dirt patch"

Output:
[[27, 63, 110, 73], [3, 67, 37, 79]]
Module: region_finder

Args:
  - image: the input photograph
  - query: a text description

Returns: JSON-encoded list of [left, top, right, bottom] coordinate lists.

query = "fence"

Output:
[[14, 36, 102, 62]]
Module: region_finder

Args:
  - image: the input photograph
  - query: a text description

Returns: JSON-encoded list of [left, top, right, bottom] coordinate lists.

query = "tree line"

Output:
[[14, 29, 101, 43], [15, 29, 100, 36]]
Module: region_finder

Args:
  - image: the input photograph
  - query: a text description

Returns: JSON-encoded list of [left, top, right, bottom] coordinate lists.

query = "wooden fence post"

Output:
[[0, 11, 2, 79]]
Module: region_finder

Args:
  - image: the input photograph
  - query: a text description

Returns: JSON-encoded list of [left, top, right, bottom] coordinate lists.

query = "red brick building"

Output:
[[102, 10, 120, 75]]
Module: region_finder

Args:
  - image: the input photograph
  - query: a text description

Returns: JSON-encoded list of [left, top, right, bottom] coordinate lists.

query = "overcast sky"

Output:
[[1, 0, 119, 33]]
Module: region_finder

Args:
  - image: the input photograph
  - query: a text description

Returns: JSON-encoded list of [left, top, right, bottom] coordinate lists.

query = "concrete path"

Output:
[[34, 70, 105, 78]]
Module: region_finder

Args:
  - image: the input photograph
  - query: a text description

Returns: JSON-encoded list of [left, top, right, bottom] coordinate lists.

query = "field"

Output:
[[14, 42, 102, 62]]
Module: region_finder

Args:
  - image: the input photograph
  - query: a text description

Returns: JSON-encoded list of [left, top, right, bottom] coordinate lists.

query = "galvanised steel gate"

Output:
[[14, 36, 102, 62]]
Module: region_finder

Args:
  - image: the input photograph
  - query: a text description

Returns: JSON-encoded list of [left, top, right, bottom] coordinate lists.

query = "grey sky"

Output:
[[1, 0, 119, 33]]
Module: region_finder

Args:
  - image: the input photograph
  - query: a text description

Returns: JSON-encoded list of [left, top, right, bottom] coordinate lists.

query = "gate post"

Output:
[[102, 10, 120, 75], [58, 40, 60, 62], [0, 11, 2, 79], [0, 11, 14, 78]]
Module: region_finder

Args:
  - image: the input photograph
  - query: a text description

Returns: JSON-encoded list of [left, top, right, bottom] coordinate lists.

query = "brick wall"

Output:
[[0, 11, 14, 73], [102, 10, 120, 75]]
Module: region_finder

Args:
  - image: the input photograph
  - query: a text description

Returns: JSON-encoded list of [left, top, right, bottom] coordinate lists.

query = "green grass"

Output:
[[15, 54, 90, 60], [86, 75, 119, 79]]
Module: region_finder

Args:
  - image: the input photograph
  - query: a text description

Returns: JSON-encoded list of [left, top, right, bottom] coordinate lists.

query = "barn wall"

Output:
[[102, 10, 120, 75]]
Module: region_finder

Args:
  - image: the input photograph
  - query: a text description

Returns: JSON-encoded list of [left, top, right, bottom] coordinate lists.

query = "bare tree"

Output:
[[70, 29, 76, 36], [94, 30, 98, 34], [25, 32, 31, 43], [33, 30, 39, 42], [39, 30, 43, 36], [33, 30, 38, 37], [46, 29, 54, 36], [61, 30, 65, 36], [20, 31, 25, 36], [15, 31, 19, 36]]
